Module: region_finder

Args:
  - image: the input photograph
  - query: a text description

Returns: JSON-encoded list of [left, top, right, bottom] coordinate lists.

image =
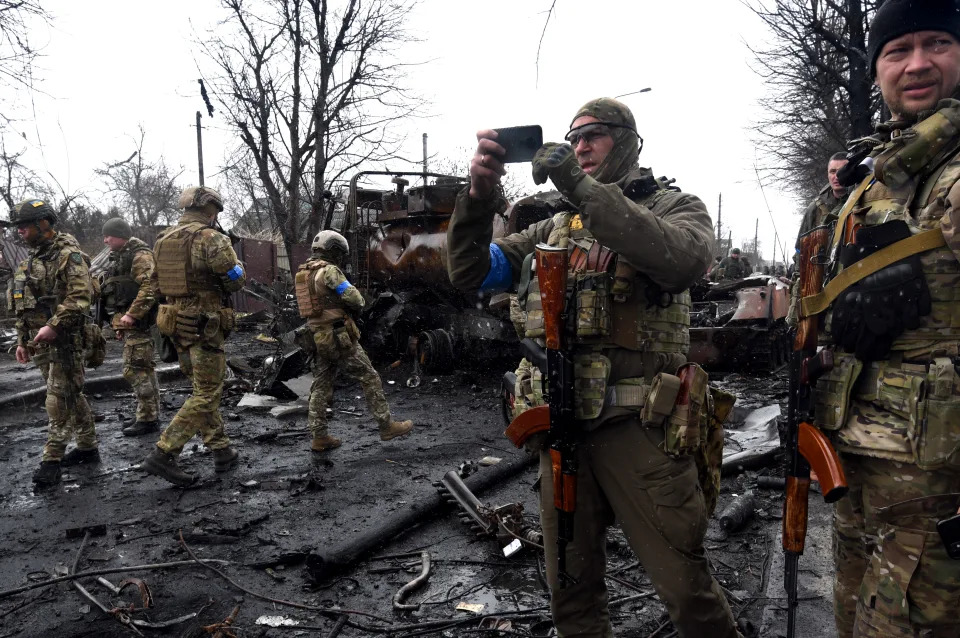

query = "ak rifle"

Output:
[[784, 225, 849, 638]]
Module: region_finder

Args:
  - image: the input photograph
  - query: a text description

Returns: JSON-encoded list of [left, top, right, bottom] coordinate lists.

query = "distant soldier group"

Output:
[[4, 186, 413, 489]]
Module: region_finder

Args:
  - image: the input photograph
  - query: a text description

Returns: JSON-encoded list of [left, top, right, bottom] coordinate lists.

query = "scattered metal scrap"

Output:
[[392, 552, 432, 611]]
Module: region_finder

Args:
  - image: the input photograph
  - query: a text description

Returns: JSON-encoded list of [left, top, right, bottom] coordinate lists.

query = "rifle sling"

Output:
[[800, 227, 946, 318]]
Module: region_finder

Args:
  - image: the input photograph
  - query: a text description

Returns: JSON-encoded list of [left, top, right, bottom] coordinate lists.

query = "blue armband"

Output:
[[335, 281, 352, 296], [480, 243, 513, 292], [226, 264, 244, 281]]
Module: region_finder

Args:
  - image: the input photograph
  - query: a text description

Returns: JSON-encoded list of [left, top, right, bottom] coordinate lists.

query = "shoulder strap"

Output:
[[800, 228, 946, 318]]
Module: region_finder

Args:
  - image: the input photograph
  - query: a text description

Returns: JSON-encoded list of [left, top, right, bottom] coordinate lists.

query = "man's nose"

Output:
[[904, 46, 935, 75]]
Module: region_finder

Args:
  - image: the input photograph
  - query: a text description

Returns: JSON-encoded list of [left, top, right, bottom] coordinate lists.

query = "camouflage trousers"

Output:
[[121, 329, 159, 422], [538, 419, 739, 638], [833, 454, 960, 638], [156, 340, 230, 455], [37, 346, 97, 461], [308, 341, 391, 438]]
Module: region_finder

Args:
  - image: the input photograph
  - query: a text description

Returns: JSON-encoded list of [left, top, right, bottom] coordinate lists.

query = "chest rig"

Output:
[[154, 222, 220, 297], [8, 234, 80, 317], [102, 238, 150, 315]]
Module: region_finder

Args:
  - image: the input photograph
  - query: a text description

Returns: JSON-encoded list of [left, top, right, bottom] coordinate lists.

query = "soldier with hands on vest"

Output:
[[798, 2, 960, 636], [295, 230, 413, 454], [142, 186, 244, 487], [448, 98, 740, 638], [712, 247, 752, 281], [101, 217, 160, 436], [5, 199, 99, 486]]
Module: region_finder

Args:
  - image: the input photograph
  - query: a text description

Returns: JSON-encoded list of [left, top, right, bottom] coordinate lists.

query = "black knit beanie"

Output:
[[102, 217, 132, 240], [868, 0, 960, 76]]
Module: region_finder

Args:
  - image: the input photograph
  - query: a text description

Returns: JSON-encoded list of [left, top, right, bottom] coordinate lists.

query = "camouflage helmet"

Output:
[[9, 198, 58, 226], [178, 186, 224, 212], [311, 230, 349, 261]]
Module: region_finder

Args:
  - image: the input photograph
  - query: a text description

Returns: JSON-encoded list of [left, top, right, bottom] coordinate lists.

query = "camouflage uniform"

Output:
[[448, 98, 738, 638], [7, 232, 96, 461], [103, 237, 159, 423], [296, 257, 395, 440], [715, 255, 751, 280], [806, 100, 960, 637], [152, 210, 244, 457]]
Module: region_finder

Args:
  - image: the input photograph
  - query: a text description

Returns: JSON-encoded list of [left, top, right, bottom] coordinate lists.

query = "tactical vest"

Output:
[[294, 258, 349, 323], [815, 101, 960, 469], [8, 233, 90, 319], [522, 211, 691, 355], [154, 222, 220, 297], [102, 238, 151, 315]]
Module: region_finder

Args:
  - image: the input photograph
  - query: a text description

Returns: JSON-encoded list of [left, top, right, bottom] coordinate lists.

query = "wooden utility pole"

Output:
[[716, 193, 722, 242], [754, 218, 759, 263], [196, 111, 205, 186]]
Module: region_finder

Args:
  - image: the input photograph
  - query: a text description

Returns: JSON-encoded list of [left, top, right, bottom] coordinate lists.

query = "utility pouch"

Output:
[[218, 308, 236, 334], [575, 272, 612, 339], [914, 357, 960, 470], [174, 309, 202, 340], [201, 312, 221, 341], [663, 363, 709, 457], [82, 323, 106, 368], [641, 372, 682, 428], [293, 324, 316, 355], [154, 326, 178, 363], [332, 319, 354, 353], [156, 304, 178, 337], [573, 352, 611, 420], [855, 359, 926, 424], [812, 351, 863, 430], [611, 260, 635, 301]]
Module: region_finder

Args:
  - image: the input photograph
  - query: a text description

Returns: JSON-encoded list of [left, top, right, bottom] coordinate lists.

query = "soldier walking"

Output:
[[447, 98, 740, 637], [5, 199, 99, 486], [142, 186, 245, 486], [101, 218, 160, 436], [296, 230, 412, 454]]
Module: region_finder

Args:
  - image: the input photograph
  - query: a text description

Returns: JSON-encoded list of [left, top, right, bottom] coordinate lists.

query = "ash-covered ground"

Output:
[[0, 325, 835, 638]]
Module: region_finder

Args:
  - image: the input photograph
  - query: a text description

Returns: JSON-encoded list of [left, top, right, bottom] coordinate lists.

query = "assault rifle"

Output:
[[784, 225, 849, 637]]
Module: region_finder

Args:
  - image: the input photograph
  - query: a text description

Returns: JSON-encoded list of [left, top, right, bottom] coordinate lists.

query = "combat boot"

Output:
[[379, 420, 413, 441], [142, 449, 195, 487], [311, 435, 343, 453], [212, 446, 239, 472], [32, 461, 62, 487], [60, 447, 101, 467], [122, 420, 159, 437]]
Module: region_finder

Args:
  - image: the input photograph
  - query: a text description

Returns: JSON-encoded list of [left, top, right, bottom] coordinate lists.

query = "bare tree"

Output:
[[200, 0, 424, 259], [0, 136, 48, 209], [95, 126, 184, 230], [746, 0, 883, 204], [0, 1, 50, 127]]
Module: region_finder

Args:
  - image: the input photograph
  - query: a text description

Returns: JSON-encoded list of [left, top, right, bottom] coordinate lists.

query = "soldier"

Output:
[[5, 199, 98, 486], [796, 152, 849, 248], [713, 247, 752, 281], [296, 230, 412, 454], [799, 2, 960, 636], [142, 186, 245, 487], [447, 98, 739, 637], [100, 217, 160, 436]]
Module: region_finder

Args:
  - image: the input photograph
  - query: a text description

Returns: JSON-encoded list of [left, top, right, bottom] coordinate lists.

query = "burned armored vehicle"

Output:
[[687, 274, 792, 374], [339, 172, 555, 373]]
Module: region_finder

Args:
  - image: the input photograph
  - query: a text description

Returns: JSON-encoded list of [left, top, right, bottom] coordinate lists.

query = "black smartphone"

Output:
[[937, 513, 960, 559], [494, 125, 543, 164]]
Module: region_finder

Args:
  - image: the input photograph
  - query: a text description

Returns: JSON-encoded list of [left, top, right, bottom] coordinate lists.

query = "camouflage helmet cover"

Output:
[[178, 186, 224, 212], [6, 198, 58, 227], [311, 230, 349, 256], [568, 97, 642, 184]]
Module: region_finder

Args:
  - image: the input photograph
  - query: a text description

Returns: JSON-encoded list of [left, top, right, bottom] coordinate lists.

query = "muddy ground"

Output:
[[0, 325, 835, 638]]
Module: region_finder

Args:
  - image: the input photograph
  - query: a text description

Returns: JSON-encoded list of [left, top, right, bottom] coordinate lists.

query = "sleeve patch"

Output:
[[70, 253, 83, 264], [335, 281, 352, 296]]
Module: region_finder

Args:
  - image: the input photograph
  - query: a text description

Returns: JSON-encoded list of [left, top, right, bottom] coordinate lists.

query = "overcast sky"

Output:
[[13, 0, 809, 264]]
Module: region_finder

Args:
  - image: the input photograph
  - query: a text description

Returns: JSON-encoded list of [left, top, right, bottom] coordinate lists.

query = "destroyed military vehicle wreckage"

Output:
[[241, 174, 563, 394], [687, 274, 793, 374]]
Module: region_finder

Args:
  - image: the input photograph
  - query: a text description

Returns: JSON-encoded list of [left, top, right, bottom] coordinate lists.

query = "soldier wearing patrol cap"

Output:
[[295, 229, 413, 454], [101, 217, 161, 437], [141, 186, 245, 487], [447, 99, 739, 637], [5, 198, 99, 486], [800, 1, 960, 636]]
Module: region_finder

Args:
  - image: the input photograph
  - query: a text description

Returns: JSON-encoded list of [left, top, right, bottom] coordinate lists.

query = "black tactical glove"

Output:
[[830, 260, 931, 362], [532, 143, 588, 201]]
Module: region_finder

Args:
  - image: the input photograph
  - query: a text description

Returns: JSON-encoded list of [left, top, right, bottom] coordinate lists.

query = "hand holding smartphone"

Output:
[[493, 125, 543, 163]]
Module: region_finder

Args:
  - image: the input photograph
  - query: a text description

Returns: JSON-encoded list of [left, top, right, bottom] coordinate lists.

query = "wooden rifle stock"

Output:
[[784, 225, 848, 638]]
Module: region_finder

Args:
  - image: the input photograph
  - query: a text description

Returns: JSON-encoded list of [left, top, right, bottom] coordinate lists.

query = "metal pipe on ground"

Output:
[[304, 453, 537, 582]]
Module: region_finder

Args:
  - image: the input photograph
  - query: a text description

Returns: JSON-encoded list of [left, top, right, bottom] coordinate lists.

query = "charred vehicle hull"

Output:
[[688, 275, 792, 374]]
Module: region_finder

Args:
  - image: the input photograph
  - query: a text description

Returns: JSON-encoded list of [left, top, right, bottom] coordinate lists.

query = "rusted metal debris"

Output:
[[392, 552, 432, 611], [689, 275, 792, 374]]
